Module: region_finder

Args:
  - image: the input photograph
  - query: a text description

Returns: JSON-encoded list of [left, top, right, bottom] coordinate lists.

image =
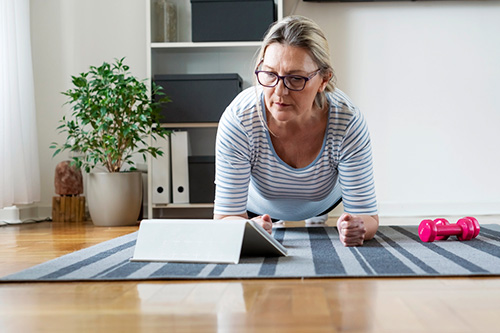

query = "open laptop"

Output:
[[131, 219, 287, 264]]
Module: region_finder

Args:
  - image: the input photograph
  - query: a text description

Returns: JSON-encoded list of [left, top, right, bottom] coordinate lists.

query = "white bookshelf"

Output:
[[151, 41, 263, 49], [146, 0, 283, 218]]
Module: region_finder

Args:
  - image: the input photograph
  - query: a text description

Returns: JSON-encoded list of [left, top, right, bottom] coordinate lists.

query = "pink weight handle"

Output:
[[433, 218, 450, 241], [418, 217, 480, 242]]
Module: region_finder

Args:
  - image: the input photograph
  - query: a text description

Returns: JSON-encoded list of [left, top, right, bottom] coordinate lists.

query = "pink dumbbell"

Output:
[[418, 217, 480, 242]]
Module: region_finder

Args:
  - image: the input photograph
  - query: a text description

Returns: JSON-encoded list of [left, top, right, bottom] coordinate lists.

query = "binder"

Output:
[[170, 131, 190, 203], [151, 136, 171, 204]]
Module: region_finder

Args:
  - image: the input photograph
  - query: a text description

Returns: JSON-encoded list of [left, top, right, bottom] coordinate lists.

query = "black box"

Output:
[[191, 0, 275, 42], [154, 74, 242, 123], [188, 156, 215, 203]]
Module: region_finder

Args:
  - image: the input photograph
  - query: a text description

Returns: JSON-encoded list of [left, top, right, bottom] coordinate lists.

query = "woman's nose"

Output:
[[274, 77, 289, 96]]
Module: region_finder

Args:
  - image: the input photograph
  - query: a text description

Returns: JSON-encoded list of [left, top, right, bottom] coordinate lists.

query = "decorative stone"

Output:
[[54, 161, 83, 195], [151, 0, 177, 42]]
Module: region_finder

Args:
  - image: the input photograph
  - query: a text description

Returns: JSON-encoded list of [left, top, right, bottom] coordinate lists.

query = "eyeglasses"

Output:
[[255, 67, 321, 92]]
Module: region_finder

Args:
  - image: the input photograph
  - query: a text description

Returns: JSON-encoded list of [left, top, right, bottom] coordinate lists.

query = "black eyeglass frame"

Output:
[[254, 66, 322, 92]]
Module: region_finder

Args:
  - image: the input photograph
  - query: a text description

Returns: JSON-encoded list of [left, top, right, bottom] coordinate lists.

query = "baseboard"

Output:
[[327, 201, 500, 219], [0, 204, 52, 225], [2, 201, 498, 224], [378, 201, 500, 217]]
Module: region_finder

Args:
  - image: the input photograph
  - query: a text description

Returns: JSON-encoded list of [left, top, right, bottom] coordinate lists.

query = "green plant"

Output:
[[51, 58, 170, 173]]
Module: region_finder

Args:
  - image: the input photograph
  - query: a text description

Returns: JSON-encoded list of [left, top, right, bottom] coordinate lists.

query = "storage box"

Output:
[[154, 74, 242, 123], [188, 156, 215, 203], [190, 0, 275, 42]]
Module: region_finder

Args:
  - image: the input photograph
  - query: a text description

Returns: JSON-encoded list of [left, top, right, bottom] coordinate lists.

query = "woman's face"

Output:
[[260, 43, 329, 124]]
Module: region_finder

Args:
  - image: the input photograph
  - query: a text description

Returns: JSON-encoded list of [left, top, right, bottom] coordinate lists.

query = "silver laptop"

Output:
[[131, 219, 287, 264]]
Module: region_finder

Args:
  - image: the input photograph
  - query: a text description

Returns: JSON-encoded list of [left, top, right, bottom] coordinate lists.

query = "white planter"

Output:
[[87, 172, 142, 226]]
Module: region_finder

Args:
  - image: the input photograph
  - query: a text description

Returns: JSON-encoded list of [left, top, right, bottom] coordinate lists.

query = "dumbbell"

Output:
[[418, 217, 480, 242]]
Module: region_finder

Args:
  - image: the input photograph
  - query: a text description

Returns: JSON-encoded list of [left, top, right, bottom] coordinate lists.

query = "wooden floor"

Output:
[[1, 218, 500, 333]]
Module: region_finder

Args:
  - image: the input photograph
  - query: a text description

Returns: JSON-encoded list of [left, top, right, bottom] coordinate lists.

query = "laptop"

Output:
[[131, 219, 287, 264]]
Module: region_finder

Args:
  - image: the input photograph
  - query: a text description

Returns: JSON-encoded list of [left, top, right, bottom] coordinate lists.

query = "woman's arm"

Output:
[[360, 214, 379, 240], [213, 213, 248, 220]]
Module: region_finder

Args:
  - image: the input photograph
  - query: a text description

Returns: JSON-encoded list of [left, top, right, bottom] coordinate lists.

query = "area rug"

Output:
[[2, 225, 500, 282]]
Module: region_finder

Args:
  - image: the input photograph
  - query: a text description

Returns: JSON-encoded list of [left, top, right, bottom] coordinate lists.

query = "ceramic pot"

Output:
[[87, 172, 142, 226]]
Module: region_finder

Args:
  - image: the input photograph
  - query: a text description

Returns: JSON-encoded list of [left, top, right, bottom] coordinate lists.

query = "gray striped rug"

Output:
[[2, 225, 500, 281]]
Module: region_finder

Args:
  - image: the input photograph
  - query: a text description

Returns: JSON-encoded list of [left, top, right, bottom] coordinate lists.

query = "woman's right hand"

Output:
[[251, 214, 273, 235]]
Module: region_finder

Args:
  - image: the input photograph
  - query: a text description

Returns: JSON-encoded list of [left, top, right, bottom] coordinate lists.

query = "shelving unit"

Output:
[[160, 123, 218, 129], [146, 0, 283, 219], [151, 41, 263, 49]]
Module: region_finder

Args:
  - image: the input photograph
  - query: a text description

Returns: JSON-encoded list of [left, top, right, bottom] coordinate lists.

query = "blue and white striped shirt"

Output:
[[214, 86, 378, 221]]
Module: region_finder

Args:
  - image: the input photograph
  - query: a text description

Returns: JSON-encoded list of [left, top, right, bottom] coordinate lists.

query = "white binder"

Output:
[[131, 219, 288, 264], [170, 131, 190, 203], [151, 136, 171, 204]]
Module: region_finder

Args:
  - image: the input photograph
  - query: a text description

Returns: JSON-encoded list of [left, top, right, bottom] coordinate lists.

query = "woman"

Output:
[[213, 15, 379, 247]]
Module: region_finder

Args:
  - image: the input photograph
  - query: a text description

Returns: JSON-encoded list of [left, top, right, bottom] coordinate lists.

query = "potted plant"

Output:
[[51, 57, 170, 226]]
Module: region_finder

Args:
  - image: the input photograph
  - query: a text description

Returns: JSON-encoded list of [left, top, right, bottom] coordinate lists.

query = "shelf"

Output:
[[153, 203, 214, 209], [152, 41, 262, 49], [146, 0, 284, 219], [161, 123, 218, 129]]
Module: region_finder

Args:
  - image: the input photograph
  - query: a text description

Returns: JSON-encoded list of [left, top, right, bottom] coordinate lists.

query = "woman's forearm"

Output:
[[360, 214, 379, 240], [213, 214, 248, 220]]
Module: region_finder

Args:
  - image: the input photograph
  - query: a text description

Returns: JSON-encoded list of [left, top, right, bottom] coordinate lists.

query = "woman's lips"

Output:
[[274, 102, 290, 108]]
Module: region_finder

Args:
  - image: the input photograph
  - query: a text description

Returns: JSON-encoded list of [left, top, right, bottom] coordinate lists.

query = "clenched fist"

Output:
[[337, 213, 366, 246]]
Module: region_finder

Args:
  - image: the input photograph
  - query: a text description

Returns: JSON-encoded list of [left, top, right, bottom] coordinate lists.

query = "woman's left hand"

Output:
[[337, 213, 366, 246]]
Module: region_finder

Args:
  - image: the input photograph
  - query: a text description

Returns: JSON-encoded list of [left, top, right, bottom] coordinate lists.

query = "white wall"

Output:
[[30, 0, 147, 211], [286, 1, 500, 216], [30, 0, 500, 217]]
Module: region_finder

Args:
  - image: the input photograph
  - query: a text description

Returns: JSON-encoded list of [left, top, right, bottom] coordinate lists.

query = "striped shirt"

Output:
[[214, 86, 378, 221]]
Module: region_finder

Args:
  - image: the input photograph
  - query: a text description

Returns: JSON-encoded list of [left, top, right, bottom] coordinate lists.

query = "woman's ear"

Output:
[[318, 71, 333, 92]]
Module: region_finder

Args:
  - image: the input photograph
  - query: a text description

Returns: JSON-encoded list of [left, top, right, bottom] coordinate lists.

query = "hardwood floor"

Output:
[[1, 218, 500, 332]]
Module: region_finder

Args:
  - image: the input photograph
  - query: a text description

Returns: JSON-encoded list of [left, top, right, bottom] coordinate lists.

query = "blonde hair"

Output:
[[255, 15, 336, 110]]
